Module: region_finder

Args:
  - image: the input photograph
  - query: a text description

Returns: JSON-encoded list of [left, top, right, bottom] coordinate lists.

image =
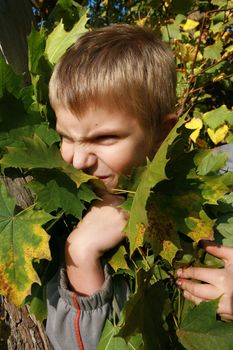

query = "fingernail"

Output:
[[176, 279, 182, 286]]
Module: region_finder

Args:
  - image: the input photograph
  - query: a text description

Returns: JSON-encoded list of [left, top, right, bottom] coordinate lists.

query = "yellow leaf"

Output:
[[182, 19, 199, 31], [207, 125, 229, 145], [226, 45, 233, 52], [175, 42, 203, 62], [190, 128, 201, 143], [135, 17, 148, 27], [185, 118, 203, 130], [213, 73, 225, 82], [185, 118, 203, 142]]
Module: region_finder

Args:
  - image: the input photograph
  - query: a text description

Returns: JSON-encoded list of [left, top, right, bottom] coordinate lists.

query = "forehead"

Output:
[[55, 105, 145, 136]]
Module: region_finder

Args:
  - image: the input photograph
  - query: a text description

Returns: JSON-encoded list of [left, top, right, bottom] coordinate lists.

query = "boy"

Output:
[[46, 24, 233, 349]]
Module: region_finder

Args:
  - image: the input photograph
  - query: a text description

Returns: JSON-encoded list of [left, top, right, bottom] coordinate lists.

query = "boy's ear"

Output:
[[152, 113, 178, 154], [157, 113, 178, 142], [162, 113, 178, 138]]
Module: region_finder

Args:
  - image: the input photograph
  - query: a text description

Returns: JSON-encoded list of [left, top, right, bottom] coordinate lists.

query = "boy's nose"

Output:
[[72, 145, 97, 170]]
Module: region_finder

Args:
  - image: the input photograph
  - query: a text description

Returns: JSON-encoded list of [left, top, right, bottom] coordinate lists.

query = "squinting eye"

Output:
[[95, 135, 118, 143]]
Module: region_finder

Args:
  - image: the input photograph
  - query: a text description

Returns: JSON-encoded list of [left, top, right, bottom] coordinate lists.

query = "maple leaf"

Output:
[[45, 14, 88, 64], [125, 113, 188, 255], [0, 183, 52, 306], [177, 300, 233, 350]]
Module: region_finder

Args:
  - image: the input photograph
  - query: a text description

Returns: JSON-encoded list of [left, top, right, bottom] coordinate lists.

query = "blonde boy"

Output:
[[46, 23, 177, 350], [46, 23, 233, 350]]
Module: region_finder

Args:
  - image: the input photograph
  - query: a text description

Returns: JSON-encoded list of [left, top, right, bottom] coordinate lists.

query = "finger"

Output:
[[177, 266, 222, 285], [177, 278, 222, 300], [202, 243, 233, 263], [182, 290, 205, 305]]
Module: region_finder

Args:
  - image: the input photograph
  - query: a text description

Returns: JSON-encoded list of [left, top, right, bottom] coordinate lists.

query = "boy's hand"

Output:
[[65, 194, 128, 295], [176, 242, 233, 319]]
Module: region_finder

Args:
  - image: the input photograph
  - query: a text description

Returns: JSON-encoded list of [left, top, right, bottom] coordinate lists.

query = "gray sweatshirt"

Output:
[[46, 144, 233, 350], [46, 264, 130, 350]]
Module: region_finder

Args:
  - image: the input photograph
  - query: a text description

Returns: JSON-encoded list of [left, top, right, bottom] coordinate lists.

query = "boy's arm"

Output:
[[65, 194, 128, 295], [46, 264, 130, 350], [46, 194, 129, 349]]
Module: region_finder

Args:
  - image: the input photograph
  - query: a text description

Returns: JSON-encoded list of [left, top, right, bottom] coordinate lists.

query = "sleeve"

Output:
[[215, 144, 233, 172], [46, 264, 130, 350]]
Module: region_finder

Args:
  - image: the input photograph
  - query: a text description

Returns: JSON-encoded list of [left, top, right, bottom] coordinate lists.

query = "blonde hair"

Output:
[[49, 24, 176, 140]]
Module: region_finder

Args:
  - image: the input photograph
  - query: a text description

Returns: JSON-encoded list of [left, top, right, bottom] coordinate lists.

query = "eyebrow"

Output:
[[57, 128, 125, 142]]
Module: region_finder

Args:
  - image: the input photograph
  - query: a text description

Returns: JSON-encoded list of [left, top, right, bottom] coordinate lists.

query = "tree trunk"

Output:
[[0, 170, 51, 350]]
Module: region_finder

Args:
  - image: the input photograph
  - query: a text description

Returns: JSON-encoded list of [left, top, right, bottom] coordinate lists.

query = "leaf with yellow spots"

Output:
[[175, 42, 203, 62], [144, 197, 181, 263], [185, 210, 214, 243], [207, 125, 229, 145], [108, 245, 128, 271], [125, 113, 188, 255], [0, 183, 52, 306]]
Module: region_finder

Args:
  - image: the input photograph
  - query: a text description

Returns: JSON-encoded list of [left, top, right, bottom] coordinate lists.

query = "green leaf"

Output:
[[0, 134, 64, 169], [125, 114, 187, 255], [34, 124, 60, 146], [216, 213, 233, 246], [203, 105, 233, 130], [161, 23, 182, 42], [200, 172, 233, 204], [97, 320, 143, 350], [28, 28, 46, 75], [203, 39, 223, 60], [0, 93, 41, 133], [107, 245, 128, 271], [177, 299, 233, 350], [118, 274, 171, 349], [196, 150, 228, 176], [29, 170, 96, 218], [0, 58, 22, 98], [211, 0, 230, 8], [0, 183, 52, 306], [45, 13, 88, 64], [27, 283, 47, 322]]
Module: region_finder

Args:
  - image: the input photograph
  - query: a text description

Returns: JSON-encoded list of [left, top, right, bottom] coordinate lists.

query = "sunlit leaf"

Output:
[[181, 19, 199, 31], [108, 246, 128, 272], [185, 118, 203, 142], [207, 125, 229, 145], [204, 39, 223, 60], [45, 13, 88, 64], [203, 105, 233, 129]]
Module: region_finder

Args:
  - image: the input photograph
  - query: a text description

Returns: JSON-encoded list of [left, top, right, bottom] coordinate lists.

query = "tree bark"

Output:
[[0, 170, 51, 350]]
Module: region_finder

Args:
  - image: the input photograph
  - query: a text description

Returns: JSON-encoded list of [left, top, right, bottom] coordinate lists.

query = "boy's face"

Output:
[[55, 106, 153, 190]]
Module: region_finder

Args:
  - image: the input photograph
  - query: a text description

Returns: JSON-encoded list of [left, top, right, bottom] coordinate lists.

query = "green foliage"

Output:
[[0, 0, 233, 348]]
